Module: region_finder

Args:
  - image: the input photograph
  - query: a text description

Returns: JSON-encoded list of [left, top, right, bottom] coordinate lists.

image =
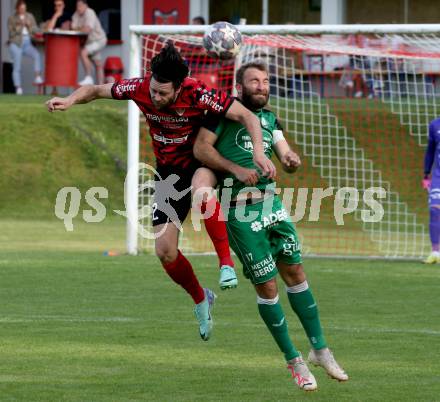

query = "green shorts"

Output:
[[226, 195, 302, 285]]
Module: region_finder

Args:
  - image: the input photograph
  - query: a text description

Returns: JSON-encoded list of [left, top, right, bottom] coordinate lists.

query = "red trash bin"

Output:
[[104, 57, 124, 83], [44, 31, 87, 88]]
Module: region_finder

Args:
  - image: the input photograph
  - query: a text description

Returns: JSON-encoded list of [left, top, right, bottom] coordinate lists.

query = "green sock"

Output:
[[286, 281, 327, 350], [257, 296, 299, 361]]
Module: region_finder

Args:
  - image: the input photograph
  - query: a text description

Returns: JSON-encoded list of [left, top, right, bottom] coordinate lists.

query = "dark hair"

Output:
[[77, 0, 87, 4], [236, 60, 269, 85], [15, 0, 26, 10], [150, 41, 189, 89], [192, 16, 205, 25]]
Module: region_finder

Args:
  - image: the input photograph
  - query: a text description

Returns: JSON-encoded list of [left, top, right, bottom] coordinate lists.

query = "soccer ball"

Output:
[[203, 21, 242, 59]]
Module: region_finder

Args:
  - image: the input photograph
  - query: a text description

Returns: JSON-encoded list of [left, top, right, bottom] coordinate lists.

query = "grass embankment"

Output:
[[0, 95, 128, 219]]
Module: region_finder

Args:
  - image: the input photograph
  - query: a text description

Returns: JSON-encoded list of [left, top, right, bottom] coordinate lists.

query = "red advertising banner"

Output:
[[143, 0, 189, 24]]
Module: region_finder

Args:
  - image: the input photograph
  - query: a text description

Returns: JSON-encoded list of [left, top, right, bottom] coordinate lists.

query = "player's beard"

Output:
[[152, 97, 174, 110], [241, 87, 269, 110]]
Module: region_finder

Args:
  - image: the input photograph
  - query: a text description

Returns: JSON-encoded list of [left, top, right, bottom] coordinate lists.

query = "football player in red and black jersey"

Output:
[[46, 42, 276, 341]]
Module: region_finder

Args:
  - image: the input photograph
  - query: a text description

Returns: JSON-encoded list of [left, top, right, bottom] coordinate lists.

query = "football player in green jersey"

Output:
[[193, 61, 348, 391]]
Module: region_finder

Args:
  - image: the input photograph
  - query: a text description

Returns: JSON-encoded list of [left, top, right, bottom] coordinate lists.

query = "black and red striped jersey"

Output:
[[111, 74, 234, 168]]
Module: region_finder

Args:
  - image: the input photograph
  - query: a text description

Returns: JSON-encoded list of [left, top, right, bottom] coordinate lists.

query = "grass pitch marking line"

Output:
[[1, 316, 439, 336], [0, 316, 141, 323], [327, 325, 440, 336]]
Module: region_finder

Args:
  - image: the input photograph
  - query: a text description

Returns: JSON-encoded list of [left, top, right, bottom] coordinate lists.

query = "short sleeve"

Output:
[[111, 78, 144, 100], [202, 112, 224, 136], [192, 80, 234, 115]]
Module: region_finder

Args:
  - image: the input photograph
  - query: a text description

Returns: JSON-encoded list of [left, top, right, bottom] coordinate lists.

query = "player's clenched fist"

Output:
[[281, 150, 301, 173], [46, 97, 72, 112]]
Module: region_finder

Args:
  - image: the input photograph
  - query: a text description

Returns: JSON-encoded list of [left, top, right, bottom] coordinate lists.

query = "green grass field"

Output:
[[1, 219, 440, 401], [0, 96, 127, 218]]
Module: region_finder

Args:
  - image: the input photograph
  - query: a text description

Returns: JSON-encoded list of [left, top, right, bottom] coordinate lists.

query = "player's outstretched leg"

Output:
[[194, 288, 216, 341], [308, 348, 348, 381], [202, 197, 237, 289], [161, 249, 205, 303], [155, 222, 213, 339], [192, 167, 238, 290], [161, 250, 214, 339]]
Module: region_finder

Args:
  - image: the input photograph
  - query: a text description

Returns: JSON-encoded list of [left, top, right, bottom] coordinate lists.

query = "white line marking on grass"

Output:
[[326, 325, 440, 336], [1, 316, 439, 336], [0, 316, 141, 323]]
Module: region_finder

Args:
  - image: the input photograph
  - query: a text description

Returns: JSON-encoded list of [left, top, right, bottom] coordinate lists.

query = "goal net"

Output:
[[128, 24, 440, 259]]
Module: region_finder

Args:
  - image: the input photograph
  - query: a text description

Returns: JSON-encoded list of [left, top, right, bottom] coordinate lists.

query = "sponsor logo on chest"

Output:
[[145, 113, 189, 123], [236, 127, 272, 153], [153, 133, 189, 144]]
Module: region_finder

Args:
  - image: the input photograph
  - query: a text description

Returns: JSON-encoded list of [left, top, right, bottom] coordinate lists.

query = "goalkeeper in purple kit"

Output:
[[423, 117, 440, 263]]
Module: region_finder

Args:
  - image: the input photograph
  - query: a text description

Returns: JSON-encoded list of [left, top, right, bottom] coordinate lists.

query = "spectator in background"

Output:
[[7, 0, 43, 95], [191, 16, 205, 25], [44, 0, 71, 31], [344, 34, 375, 99], [72, 0, 107, 85]]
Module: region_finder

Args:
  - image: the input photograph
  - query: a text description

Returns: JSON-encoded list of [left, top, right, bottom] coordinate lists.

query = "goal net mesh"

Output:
[[138, 31, 440, 258]]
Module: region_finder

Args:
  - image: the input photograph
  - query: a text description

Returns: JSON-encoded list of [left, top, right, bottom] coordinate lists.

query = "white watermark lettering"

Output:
[[54, 187, 81, 231], [83, 187, 108, 223], [309, 187, 335, 222], [361, 187, 386, 223], [54, 163, 388, 237], [334, 187, 360, 225]]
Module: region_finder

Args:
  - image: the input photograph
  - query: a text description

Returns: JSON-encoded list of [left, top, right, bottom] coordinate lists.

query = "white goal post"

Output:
[[127, 23, 440, 258]]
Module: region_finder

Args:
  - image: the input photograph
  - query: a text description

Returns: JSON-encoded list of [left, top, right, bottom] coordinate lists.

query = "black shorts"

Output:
[[151, 163, 200, 227]]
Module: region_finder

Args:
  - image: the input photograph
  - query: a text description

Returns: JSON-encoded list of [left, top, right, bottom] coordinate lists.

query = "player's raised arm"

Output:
[[225, 99, 276, 179], [194, 127, 259, 186], [45, 83, 113, 112]]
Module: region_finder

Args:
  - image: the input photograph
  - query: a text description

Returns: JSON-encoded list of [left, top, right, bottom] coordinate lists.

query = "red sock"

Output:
[[162, 251, 205, 304], [201, 198, 234, 268]]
